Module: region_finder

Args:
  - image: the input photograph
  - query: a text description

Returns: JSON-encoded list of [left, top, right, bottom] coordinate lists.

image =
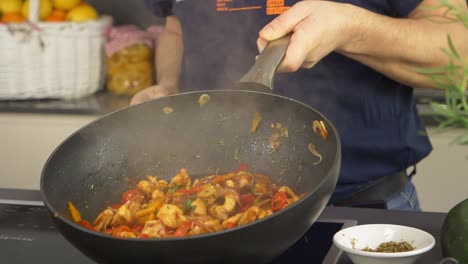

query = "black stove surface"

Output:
[[0, 203, 356, 264]]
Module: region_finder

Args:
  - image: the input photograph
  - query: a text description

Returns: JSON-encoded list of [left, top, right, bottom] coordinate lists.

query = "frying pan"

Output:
[[40, 36, 341, 264]]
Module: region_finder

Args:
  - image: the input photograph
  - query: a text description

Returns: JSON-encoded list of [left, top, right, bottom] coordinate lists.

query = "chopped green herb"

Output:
[[169, 185, 180, 192], [183, 197, 195, 211]]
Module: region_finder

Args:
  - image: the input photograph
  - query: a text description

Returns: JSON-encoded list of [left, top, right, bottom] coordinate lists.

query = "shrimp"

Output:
[[192, 216, 221, 234], [222, 213, 243, 227], [279, 186, 299, 206], [191, 198, 207, 216], [146, 176, 161, 185], [145, 176, 169, 191], [237, 172, 253, 189], [111, 205, 133, 227], [208, 193, 237, 220], [141, 220, 167, 238], [225, 180, 237, 189], [119, 231, 137, 238], [197, 184, 216, 198], [222, 206, 268, 227], [127, 194, 145, 215], [93, 208, 114, 231], [151, 189, 166, 203], [238, 206, 262, 225], [137, 180, 156, 197], [258, 209, 273, 220], [157, 204, 187, 228], [170, 168, 191, 188]]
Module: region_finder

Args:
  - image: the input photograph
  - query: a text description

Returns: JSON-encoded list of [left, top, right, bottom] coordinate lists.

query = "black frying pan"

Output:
[[40, 36, 341, 264]]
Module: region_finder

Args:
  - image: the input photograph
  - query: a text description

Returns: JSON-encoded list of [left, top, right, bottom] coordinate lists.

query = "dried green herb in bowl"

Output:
[[362, 241, 415, 253]]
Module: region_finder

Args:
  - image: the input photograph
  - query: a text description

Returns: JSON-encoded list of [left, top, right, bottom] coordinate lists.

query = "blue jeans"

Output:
[[384, 181, 421, 211]]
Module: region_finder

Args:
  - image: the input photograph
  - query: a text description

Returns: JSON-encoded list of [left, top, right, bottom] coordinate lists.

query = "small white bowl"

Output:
[[333, 224, 435, 264]]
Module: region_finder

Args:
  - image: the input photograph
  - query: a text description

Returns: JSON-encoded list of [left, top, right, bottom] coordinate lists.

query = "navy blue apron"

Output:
[[167, 0, 433, 202]]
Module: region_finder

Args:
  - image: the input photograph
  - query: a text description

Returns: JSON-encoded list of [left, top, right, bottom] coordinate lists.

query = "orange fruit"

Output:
[[45, 14, 65, 21], [51, 9, 67, 18], [1, 13, 25, 23], [45, 9, 67, 21]]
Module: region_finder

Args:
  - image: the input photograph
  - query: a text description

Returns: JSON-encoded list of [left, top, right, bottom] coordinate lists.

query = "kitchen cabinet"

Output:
[[0, 113, 98, 190]]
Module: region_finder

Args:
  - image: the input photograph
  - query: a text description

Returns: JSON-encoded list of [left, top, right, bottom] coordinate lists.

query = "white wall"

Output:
[[413, 127, 468, 213], [0, 113, 466, 212]]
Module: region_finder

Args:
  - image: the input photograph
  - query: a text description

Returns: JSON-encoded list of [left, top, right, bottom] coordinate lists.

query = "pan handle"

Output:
[[239, 35, 291, 90]]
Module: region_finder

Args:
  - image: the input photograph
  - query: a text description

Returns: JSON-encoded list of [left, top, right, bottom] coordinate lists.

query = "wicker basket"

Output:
[[0, 0, 110, 100]]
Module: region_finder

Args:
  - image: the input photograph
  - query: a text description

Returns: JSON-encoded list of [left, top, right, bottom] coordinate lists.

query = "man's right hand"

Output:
[[130, 84, 177, 105]]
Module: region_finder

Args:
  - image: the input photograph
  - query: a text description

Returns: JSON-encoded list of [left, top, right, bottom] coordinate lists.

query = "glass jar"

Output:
[[106, 43, 153, 96]]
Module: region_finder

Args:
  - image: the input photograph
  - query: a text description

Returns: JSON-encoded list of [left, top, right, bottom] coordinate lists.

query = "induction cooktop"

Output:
[[0, 194, 357, 264]]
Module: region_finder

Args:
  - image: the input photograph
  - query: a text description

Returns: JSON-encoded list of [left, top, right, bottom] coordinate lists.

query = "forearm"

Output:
[[155, 16, 183, 93], [338, 3, 468, 89]]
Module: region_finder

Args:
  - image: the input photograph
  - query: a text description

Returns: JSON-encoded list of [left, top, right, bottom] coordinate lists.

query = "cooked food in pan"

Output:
[[68, 164, 302, 239]]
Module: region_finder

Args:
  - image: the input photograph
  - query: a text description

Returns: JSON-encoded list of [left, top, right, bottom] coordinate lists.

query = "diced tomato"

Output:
[[237, 163, 249, 172], [111, 203, 122, 209], [140, 234, 149, 239], [226, 222, 236, 229], [121, 189, 139, 204], [173, 222, 192, 237], [78, 220, 94, 231], [240, 193, 254, 205], [270, 191, 288, 212], [176, 185, 204, 195]]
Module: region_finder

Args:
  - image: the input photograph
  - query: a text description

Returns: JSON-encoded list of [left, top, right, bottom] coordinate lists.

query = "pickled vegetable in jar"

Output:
[[105, 25, 163, 96]]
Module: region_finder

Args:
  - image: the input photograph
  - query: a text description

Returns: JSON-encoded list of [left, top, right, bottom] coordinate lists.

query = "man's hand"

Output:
[[130, 84, 177, 105], [257, 1, 357, 72]]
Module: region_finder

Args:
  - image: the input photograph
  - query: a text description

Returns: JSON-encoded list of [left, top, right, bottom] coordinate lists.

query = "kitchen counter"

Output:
[[0, 92, 131, 116], [0, 188, 448, 264], [0, 89, 450, 126]]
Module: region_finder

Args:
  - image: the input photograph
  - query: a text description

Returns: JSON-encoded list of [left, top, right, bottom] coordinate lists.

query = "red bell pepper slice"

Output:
[[173, 222, 192, 237], [140, 234, 149, 239], [270, 191, 287, 212], [240, 193, 254, 205], [111, 225, 132, 237], [121, 189, 139, 204], [132, 225, 143, 233], [237, 163, 249, 172], [78, 220, 94, 231], [110, 203, 122, 209], [226, 222, 236, 229], [176, 185, 204, 195]]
